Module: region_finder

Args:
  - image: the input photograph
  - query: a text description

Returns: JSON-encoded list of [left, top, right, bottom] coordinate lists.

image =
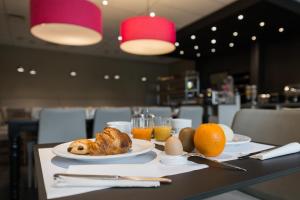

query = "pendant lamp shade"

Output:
[[30, 0, 102, 46], [120, 16, 176, 55]]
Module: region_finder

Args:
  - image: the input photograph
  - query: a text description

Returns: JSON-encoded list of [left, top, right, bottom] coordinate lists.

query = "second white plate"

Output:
[[226, 134, 251, 145]]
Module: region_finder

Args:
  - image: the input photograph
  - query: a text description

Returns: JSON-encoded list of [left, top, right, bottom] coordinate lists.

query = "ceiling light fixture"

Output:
[[70, 71, 77, 77], [29, 69, 37, 75], [114, 75, 120, 80], [30, 0, 103, 46], [211, 48, 216, 53], [119, 16, 176, 55], [194, 45, 199, 50], [104, 75, 109, 80], [211, 39, 216, 44], [118, 36, 122, 41], [149, 12, 155, 17], [237, 14, 244, 20], [141, 77, 147, 82], [229, 42, 234, 47], [179, 50, 184, 55], [102, 0, 108, 6], [196, 53, 201, 57], [175, 42, 179, 47], [17, 66, 25, 73], [211, 26, 217, 31], [278, 27, 284, 33], [251, 35, 257, 41], [190, 35, 196, 40], [259, 21, 265, 27], [233, 32, 238, 37]]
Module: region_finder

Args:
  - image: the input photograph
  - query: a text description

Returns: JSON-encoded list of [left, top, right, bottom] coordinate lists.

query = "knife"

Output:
[[238, 147, 276, 159], [186, 152, 247, 172], [54, 173, 172, 183]]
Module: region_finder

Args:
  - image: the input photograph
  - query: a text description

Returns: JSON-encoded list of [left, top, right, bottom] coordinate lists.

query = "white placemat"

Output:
[[152, 141, 274, 162], [216, 142, 274, 161], [39, 148, 207, 199]]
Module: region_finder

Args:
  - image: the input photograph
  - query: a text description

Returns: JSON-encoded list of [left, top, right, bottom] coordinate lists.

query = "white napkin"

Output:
[[54, 176, 159, 188], [251, 142, 300, 160]]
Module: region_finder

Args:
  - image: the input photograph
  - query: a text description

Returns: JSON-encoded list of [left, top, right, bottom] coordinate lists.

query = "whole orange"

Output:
[[194, 123, 225, 157]]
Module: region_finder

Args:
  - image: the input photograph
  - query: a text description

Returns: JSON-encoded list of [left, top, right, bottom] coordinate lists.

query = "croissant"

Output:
[[68, 127, 132, 155]]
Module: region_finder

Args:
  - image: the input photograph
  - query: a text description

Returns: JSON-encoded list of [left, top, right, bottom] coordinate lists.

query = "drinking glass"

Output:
[[154, 117, 172, 141], [131, 113, 154, 141]]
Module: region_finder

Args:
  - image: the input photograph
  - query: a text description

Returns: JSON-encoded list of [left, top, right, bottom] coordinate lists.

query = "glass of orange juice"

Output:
[[131, 111, 154, 141], [154, 117, 172, 141]]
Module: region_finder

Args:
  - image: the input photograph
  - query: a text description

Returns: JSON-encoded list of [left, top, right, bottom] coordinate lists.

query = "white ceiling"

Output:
[[0, 0, 236, 63]]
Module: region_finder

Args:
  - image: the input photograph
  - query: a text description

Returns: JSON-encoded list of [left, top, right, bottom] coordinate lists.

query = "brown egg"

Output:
[[164, 136, 183, 155], [179, 128, 195, 152]]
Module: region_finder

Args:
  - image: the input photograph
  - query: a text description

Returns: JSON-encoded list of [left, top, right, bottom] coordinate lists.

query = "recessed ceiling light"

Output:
[[70, 71, 77, 77], [141, 77, 147, 82], [149, 12, 155, 17], [102, 0, 108, 6], [118, 36, 122, 41], [175, 42, 179, 47], [259, 21, 265, 27], [278, 27, 284, 32], [233, 32, 238, 37], [196, 53, 201, 57], [104, 75, 109, 80], [229, 42, 234, 47], [237, 14, 244, 20], [211, 39, 216, 44], [114, 75, 120, 80], [251, 35, 257, 41], [29, 69, 37, 75], [211, 48, 216, 53], [190, 35, 196, 40], [211, 26, 217, 31], [17, 66, 24, 73], [194, 45, 199, 50], [179, 50, 184, 55]]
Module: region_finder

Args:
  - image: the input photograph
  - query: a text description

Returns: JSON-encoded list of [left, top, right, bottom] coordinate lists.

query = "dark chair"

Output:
[[231, 109, 300, 200]]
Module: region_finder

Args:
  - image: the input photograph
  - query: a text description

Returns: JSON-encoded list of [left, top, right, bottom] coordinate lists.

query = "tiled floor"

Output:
[[0, 140, 38, 200]]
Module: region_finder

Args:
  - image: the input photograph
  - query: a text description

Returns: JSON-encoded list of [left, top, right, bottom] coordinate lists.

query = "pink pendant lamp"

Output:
[[120, 16, 176, 55], [30, 0, 102, 46]]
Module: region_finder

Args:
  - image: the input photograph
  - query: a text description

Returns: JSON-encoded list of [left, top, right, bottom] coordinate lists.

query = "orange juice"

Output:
[[132, 128, 153, 141], [154, 126, 172, 141]]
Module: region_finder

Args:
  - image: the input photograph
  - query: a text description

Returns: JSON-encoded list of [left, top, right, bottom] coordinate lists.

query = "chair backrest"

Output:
[[147, 107, 172, 118], [232, 109, 300, 145], [93, 107, 131, 136], [179, 106, 203, 128], [38, 109, 86, 144], [218, 105, 240, 127]]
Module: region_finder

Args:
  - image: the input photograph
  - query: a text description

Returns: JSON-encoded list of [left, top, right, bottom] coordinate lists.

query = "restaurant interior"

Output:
[[0, 0, 300, 200]]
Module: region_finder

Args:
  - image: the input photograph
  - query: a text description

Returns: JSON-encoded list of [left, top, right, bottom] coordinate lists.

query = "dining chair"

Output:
[[28, 108, 87, 187], [178, 106, 203, 128], [147, 106, 172, 118], [231, 109, 300, 200], [93, 107, 131, 136]]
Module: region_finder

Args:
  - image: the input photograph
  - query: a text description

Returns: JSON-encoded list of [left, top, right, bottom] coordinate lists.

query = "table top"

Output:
[[34, 143, 300, 200]]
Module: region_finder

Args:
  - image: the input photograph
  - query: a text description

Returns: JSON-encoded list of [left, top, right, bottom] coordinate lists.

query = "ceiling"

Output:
[[170, 0, 300, 60], [0, 0, 236, 64]]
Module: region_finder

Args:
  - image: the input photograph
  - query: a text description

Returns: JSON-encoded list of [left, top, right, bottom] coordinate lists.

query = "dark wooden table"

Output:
[[8, 119, 94, 200], [34, 143, 300, 200]]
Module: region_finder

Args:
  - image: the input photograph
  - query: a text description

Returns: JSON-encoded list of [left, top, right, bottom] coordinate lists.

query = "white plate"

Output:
[[52, 139, 155, 161], [226, 134, 251, 145]]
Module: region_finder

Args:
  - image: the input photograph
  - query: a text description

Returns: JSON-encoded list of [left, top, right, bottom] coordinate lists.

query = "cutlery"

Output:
[[54, 173, 172, 183], [185, 152, 247, 172], [238, 147, 277, 159]]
